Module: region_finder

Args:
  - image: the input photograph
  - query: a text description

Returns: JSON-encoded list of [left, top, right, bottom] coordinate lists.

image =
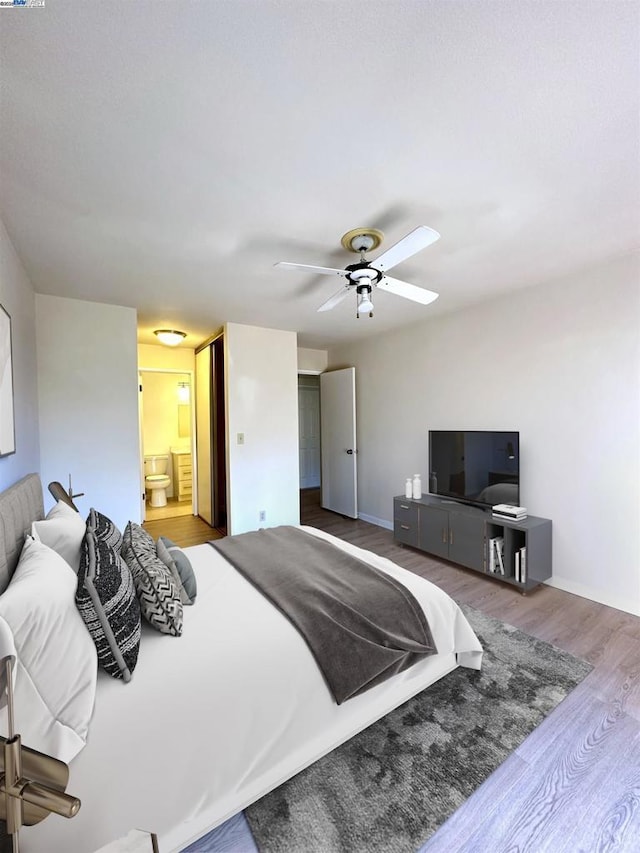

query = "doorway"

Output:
[[139, 369, 195, 522], [298, 374, 321, 489], [298, 367, 358, 518], [319, 367, 358, 518]]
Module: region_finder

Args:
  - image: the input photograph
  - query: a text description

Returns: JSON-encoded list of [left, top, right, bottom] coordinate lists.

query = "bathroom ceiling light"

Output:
[[154, 329, 186, 347]]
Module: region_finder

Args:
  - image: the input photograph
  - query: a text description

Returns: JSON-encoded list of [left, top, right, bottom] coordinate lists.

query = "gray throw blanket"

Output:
[[211, 527, 437, 704]]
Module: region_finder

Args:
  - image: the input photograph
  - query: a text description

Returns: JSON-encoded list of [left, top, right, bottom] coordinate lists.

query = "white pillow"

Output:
[[0, 537, 98, 762], [31, 499, 86, 574]]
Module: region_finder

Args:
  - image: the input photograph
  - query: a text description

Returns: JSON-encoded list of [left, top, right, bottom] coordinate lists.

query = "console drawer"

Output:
[[393, 518, 419, 547], [393, 498, 419, 525]]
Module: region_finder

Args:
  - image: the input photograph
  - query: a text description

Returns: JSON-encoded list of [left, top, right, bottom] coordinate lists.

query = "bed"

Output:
[[0, 474, 482, 853]]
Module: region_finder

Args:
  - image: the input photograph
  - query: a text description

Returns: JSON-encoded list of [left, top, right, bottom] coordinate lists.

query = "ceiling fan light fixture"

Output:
[[341, 227, 384, 254], [154, 329, 187, 347], [276, 224, 440, 319], [356, 284, 374, 316]]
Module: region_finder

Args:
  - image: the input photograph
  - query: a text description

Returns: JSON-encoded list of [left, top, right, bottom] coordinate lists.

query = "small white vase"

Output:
[[412, 474, 422, 500]]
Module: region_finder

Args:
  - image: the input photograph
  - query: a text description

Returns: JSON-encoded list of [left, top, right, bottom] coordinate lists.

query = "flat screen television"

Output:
[[428, 430, 520, 508]]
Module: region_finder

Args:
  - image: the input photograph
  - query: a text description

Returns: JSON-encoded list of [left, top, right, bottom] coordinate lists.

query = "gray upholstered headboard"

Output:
[[0, 473, 44, 593]]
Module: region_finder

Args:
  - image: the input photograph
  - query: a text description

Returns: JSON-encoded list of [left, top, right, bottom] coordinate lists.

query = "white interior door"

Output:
[[320, 367, 357, 518], [298, 383, 321, 488]]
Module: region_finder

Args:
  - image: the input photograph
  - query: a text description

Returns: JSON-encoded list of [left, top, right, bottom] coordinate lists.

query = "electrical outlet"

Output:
[[237, 432, 245, 445], [259, 510, 266, 522]]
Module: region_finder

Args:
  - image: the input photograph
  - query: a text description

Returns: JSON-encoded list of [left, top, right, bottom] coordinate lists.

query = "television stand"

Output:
[[393, 494, 552, 592]]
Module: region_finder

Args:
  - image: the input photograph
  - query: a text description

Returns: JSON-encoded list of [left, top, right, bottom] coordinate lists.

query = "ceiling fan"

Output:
[[274, 225, 440, 318]]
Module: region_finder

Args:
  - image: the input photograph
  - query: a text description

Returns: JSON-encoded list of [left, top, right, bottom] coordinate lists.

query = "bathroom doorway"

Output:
[[139, 369, 196, 522]]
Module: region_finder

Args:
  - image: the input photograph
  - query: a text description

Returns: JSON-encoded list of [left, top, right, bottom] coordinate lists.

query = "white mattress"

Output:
[[23, 527, 482, 853]]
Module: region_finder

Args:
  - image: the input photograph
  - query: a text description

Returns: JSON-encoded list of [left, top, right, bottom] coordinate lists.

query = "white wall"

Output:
[[329, 252, 640, 616], [298, 347, 328, 373], [226, 323, 300, 534], [138, 343, 196, 373], [0, 219, 40, 489], [140, 372, 192, 455], [36, 295, 141, 528]]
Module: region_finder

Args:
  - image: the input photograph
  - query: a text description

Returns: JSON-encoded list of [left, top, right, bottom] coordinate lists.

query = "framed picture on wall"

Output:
[[0, 303, 16, 457]]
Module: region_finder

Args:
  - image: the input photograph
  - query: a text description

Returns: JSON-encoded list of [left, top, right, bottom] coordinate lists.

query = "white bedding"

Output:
[[23, 526, 482, 853]]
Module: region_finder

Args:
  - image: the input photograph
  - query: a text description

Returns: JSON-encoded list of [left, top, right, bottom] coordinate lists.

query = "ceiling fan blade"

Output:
[[371, 226, 440, 273], [378, 276, 439, 305], [317, 286, 352, 312], [274, 262, 347, 277]]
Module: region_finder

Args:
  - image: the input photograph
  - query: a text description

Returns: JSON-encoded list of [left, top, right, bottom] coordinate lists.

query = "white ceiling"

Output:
[[0, 1, 638, 350]]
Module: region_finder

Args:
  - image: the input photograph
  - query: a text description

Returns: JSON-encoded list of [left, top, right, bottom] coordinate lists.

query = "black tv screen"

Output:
[[428, 430, 519, 507]]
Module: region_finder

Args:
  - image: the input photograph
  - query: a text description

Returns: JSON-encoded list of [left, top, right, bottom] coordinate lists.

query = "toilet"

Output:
[[144, 455, 171, 508]]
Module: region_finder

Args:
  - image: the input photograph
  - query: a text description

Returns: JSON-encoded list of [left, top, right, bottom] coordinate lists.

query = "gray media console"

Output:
[[393, 495, 552, 592]]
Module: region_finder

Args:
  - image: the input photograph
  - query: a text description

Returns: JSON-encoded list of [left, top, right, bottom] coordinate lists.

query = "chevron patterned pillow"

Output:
[[121, 522, 183, 637], [76, 526, 141, 681], [156, 536, 197, 605]]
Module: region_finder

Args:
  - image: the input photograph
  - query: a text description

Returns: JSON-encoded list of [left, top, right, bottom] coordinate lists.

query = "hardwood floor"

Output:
[[167, 491, 640, 851], [145, 498, 194, 522], [143, 513, 223, 547], [302, 492, 640, 852]]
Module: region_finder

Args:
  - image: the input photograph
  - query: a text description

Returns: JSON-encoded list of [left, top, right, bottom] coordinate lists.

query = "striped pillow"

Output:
[[121, 522, 183, 637], [76, 526, 141, 681], [88, 507, 123, 552]]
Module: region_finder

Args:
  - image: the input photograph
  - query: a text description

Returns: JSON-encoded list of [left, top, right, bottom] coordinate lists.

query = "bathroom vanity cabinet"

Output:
[[172, 450, 193, 502]]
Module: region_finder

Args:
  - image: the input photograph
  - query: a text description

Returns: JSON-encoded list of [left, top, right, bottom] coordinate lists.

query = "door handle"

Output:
[[346, 449, 354, 455]]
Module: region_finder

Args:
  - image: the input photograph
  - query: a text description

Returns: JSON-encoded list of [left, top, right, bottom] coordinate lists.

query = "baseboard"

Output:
[[545, 576, 640, 617], [358, 512, 393, 531]]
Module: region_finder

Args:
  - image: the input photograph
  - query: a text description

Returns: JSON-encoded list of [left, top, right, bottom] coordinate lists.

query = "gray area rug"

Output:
[[245, 605, 593, 853]]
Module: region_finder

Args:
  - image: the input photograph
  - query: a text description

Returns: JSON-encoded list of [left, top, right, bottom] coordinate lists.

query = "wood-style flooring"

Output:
[[143, 513, 223, 547], [156, 490, 640, 852], [145, 498, 194, 522]]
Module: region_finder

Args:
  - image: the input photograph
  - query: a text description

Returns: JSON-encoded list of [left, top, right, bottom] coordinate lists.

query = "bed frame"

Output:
[[0, 473, 482, 853], [0, 475, 45, 850], [0, 474, 43, 594]]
